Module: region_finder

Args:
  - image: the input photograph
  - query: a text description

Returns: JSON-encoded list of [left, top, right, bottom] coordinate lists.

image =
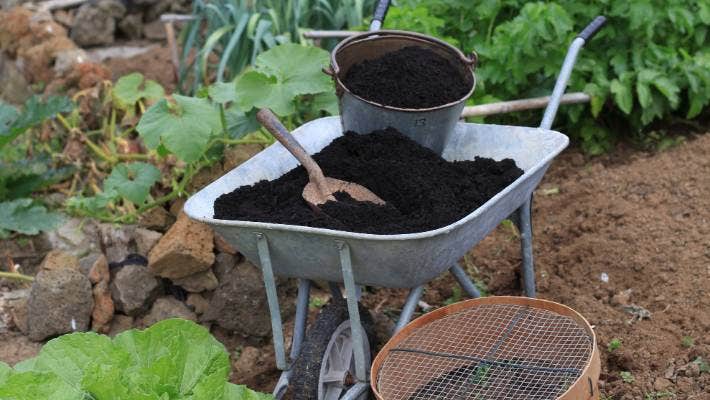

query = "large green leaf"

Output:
[[113, 319, 230, 398], [224, 384, 274, 400], [610, 76, 633, 115], [234, 44, 333, 115], [0, 198, 63, 238], [113, 73, 165, 111], [0, 96, 72, 149], [0, 319, 269, 399], [104, 162, 161, 205], [137, 95, 222, 163]]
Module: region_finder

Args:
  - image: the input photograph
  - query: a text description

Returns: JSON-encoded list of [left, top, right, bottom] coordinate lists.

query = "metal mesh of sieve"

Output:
[[376, 303, 593, 400]]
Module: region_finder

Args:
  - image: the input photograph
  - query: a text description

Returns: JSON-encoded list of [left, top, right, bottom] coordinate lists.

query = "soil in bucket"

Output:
[[213, 128, 522, 235], [342, 46, 471, 109]]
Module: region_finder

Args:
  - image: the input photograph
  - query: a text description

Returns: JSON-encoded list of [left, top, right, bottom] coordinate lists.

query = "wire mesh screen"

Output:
[[376, 303, 593, 400]]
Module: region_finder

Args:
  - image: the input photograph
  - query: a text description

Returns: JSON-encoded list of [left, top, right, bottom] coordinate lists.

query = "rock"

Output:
[[44, 218, 99, 257], [654, 377, 672, 391], [186, 293, 209, 315], [138, 206, 175, 231], [91, 281, 114, 333], [611, 288, 632, 306], [39, 249, 79, 271], [233, 345, 276, 386], [149, 212, 215, 280], [9, 296, 29, 334], [0, 50, 31, 104], [52, 9, 75, 28], [108, 314, 133, 337], [97, 223, 136, 263], [223, 143, 263, 171], [134, 228, 162, 255], [1, 289, 30, 334], [53, 48, 89, 74], [70, 0, 125, 47], [187, 163, 224, 192], [117, 13, 143, 39], [0, 236, 52, 277], [214, 233, 237, 255], [201, 260, 282, 337], [171, 269, 219, 293], [684, 361, 701, 377], [110, 264, 161, 316], [141, 296, 196, 327], [88, 254, 110, 284], [142, 20, 165, 40], [27, 269, 93, 341], [169, 197, 186, 217], [79, 252, 102, 278], [664, 365, 675, 379], [213, 253, 237, 281]]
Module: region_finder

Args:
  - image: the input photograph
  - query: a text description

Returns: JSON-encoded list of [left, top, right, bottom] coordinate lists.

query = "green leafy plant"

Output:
[[681, 335, 694, 348], [179, 0, 374, 92], [619, 371, 635, 383], [234, 43, 336, 116], [693, 357, 709, 374], [399, 0, 710, 154], [608, 338, 622, 352], [644, 391, 674, 400], [0, 319, 272, 399], [0, 96, 72, 238]]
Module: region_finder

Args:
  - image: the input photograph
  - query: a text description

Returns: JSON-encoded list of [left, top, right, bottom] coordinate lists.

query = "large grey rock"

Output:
[[141, 296, 196, 328], [0, 51, 31, 105], [70, 0, 126, 47], [201, 260, 284, 337], [27, 269, 94, 341], [110, 264, 161, 316]]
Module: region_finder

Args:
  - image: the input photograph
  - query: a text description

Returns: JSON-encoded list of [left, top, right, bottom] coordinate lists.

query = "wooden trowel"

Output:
[[256, 108, 385, 208]]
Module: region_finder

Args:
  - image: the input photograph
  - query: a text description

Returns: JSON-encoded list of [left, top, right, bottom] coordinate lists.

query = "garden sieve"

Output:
[[371, 296, 600, 400], [327, 30, 477, 155]]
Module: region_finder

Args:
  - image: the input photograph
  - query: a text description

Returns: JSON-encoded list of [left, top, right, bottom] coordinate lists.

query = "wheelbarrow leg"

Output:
[[256, 234, 288, 371], [273, 278, 311, 399], [450, 263, 482, 298], [517, 197, 536, 297], [393, 285, 425, 334], [337, 241, 368, 383]]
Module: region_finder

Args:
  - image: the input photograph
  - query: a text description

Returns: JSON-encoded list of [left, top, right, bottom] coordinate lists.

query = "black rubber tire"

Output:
[[286, 298, 375, 400]]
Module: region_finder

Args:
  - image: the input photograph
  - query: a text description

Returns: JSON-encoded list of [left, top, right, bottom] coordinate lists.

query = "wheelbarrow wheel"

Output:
[[287, 298, 375, 400]]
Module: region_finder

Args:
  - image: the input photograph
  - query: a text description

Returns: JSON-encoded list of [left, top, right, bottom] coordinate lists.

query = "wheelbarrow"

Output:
[[184, 6, 607, 399]]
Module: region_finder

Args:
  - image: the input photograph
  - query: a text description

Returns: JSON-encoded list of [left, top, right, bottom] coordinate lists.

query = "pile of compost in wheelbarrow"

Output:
[[343, 46, 470, 108], [213, 128, 523, 234]]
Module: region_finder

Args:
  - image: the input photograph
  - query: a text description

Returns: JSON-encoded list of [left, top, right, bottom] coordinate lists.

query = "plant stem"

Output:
[[0, 271, 34, 282], [84, 137, 116, 164]]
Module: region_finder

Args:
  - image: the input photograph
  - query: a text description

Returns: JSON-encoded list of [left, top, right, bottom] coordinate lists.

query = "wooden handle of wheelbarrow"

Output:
[[256, 109, 330, 195]]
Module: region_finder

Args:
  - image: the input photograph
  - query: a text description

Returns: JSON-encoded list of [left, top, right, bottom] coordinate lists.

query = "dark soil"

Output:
[[342, 46, 471, 109], [213, 128, 522, 234]]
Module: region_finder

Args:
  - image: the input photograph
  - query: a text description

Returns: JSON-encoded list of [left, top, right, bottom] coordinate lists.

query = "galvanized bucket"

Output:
[[328, 30, 477, 154]]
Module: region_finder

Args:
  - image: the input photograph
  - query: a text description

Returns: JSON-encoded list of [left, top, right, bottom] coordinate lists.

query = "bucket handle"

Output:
[[329, 29, 478, 76]]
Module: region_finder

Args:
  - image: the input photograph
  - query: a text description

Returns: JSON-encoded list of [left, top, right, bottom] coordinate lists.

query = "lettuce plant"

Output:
[[0, 319, 272, 400]]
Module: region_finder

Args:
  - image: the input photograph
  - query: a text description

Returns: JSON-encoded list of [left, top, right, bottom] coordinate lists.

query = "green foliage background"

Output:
[[386, 0, 710, 154]]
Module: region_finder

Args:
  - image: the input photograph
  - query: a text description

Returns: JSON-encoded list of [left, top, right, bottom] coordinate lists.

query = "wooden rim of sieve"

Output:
[[371, 296, 600, 400]]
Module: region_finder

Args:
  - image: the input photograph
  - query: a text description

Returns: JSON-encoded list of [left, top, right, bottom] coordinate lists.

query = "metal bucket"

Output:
[[329, 30, 477, 154]]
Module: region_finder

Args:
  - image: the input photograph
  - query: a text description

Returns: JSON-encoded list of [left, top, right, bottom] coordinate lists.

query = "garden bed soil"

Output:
[[213, 128, 522, 234], [342, 46, 471, 109]]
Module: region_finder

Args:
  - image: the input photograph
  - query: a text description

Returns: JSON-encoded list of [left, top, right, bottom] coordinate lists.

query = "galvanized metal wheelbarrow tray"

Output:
[[184, 117, 567, 289]]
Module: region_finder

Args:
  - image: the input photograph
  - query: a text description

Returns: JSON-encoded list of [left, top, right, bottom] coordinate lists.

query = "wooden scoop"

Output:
[[256, 109, 385, 207]]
